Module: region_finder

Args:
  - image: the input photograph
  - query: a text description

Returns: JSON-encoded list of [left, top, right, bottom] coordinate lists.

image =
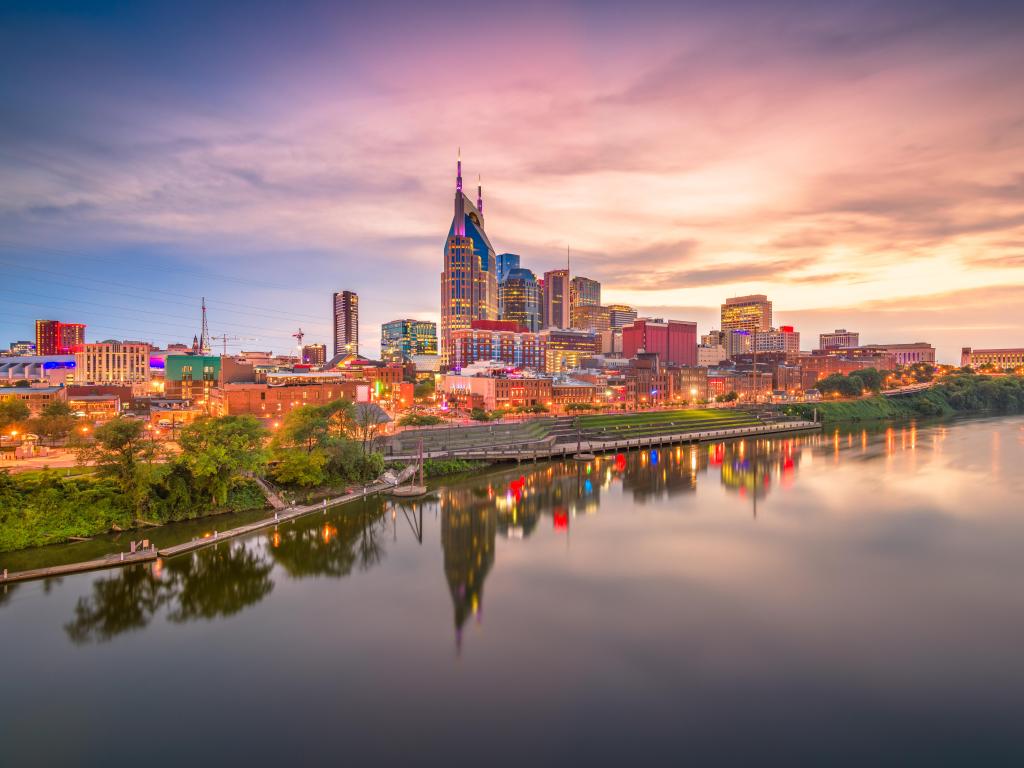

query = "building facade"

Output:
[[621, 319, 698, 367], [543, 269, 571, 329], [35, 320, 86, 356], [496, 253, 520, 283], [441, 156, 497, 365], [540, 328, 599, 373], [74, 341, 151, 385], [608, 304, 638, 329], [572, 304, 612, 333], [498, 267, 541, 332], [332, 290, 359, 357], [754, 326, 800, 355], [381, 319, 438, 362], [961, 347, 1024, 370], [301, 344, 327, 366], [570, 276, 601, 327], [721, 295, 772, 335], [450, 320, 546, 371], [820, 329, 859, 350], [164, 355, 221, 405]]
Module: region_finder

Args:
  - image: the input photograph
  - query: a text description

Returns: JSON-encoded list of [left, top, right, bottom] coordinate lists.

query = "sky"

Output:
[[1, 0, 1023, 363]]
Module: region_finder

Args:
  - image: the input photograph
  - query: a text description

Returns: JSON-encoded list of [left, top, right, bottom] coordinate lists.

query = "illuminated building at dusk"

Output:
[[720, 295, 772, 335], [332, 290, 359, 357], [572, 304, 612, 333], [570, 275, 601, 328], [961, 347, 1024, 369], [496, 253, 520, 283], [450, 320, 545, 371], [74, 340, 151, 386], [754, 326, 800, 355], [498, 267, 541, 332], [820, 329, 859, 350], [301, 343, 327, 366], [542, 269, 570, 329], [380, 319, 438, 362], [608, 304, 638, 329], [35, 319, 86, 355], [540, 328, 599, 373], [441, 155, 497, 365]]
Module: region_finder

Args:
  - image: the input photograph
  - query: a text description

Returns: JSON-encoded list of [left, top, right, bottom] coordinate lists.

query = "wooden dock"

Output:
[[1, 549, 158, 584]]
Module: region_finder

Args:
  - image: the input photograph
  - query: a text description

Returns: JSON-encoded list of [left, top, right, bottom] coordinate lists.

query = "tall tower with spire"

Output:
[[441, 152, 497, 367]]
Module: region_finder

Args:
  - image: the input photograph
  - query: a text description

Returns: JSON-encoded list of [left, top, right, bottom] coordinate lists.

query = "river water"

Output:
[[3, 416, 1024, 766]]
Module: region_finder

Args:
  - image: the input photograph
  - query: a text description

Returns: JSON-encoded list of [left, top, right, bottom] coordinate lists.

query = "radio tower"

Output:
[[199, 297, 211, 355]]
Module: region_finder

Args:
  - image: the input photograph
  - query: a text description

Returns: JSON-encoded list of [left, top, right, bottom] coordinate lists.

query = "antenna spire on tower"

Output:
[[477, 173, 483, 215], [199, 297, 211, 355], [456, 147, 462, 193]]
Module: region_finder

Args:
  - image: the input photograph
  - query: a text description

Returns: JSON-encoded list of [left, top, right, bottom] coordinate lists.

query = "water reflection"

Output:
[[269, 504, 388, 578], [65, 545, 274, 643]]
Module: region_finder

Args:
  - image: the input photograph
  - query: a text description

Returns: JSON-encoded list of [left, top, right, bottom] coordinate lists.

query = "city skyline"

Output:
[[2, 1, 1023, 362]]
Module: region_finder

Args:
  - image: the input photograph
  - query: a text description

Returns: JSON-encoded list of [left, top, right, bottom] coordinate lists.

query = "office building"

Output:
[[332, 291, 359, 357], [608, 304, 638, 329], [721, 295, 772, 334], [6, 341, 35, 356], [820, 329, 859, 350], [570, 276, 601, 327], [755, 326, 801, 355], [441, 155, 497, 365], [497, 253, 520, 283], [621, 319, 698, 367], [498, 267, 541, 332], [961, 347, 1024, 369], [74, 341, 151, 385], [450, 320, 545, 371], [381, 319, 438, 362], [165, 355, 221, 404], [543, 269, 571, 329], [573, 304, 612, 333], [301, 344, 327, 366], [540, 328, 599, 373]]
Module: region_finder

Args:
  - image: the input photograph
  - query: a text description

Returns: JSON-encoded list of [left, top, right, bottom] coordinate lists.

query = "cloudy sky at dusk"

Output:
[[1, 0, 1022, 362]]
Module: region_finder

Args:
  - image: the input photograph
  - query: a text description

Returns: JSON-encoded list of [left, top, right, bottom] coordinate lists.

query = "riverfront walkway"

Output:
[[1, 465, 419, 585], [391, 419, 820, 462]]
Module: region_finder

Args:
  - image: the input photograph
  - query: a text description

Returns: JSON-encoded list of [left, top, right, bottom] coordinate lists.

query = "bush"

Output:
[[422, 458, 488, 478], [398, 413, 444, 427]]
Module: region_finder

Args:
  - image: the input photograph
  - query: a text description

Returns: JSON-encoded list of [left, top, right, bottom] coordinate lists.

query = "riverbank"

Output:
[[785, 373, 1024, 423]]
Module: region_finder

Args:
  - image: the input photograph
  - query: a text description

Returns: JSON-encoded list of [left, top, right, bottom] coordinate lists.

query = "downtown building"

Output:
[[542, 269, 571, 329], [498, 267, 542, 332], [570, 276, 601, 327], [74, 340, 152, 386], [35, 319, 86, 356], [721, 295, 772, 335], [961, 347, 1024, 370], [621, 318, 697, 367], [441, 156, 498, 366], [381, 319, 438, 362], [450, 320, 545, 372], [301, 344, 327, 366], [332, 290, 359, 356], [820, 329, 859, 350]]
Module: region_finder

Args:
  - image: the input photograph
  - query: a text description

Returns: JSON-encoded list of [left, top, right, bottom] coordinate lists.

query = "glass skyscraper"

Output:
[[497, 253, 520, 283], [441, 154, 497, 366], [498, 267, 541, 331], [381, 319, 438, 362]]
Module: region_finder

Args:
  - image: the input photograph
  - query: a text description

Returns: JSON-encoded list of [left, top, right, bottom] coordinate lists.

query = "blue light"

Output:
[[650, 450, 659, 465]]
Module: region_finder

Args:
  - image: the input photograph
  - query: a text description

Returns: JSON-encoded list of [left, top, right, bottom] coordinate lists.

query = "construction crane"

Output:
[[209, 334, 258, 356], [292, 328, 305, 349]]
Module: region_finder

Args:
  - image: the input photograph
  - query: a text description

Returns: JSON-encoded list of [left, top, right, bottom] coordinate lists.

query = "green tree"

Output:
[[0, 398, 30, 433], [348, 402, 390, 451], [274, 404, 331, 453], [272, 449, 328, 487], [717, 391, 739, 403], [78, 417, 160, 520], [177, 416, 267, 506], [413, 378, 436, 399], [849, 367, 883, 393], [32, 400, 78, 445]]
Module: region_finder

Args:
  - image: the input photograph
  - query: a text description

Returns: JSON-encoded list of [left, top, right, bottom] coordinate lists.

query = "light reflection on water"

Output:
[[3, 415, 1024, 765]]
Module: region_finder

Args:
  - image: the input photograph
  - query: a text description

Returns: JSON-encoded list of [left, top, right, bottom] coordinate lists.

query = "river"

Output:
[[2, 416, 1023, 765]]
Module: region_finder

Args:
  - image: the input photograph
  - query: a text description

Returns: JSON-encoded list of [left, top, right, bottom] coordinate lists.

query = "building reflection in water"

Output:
[[268, 502, 388, 579], [440, 486, 496, 653]]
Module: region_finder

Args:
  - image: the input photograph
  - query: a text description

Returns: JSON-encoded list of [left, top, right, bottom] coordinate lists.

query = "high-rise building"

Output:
[[35, 320, 86, 356], [441, 155, 497, 365], [302, 344, 327, 366], [381, 319, 438, 362], [543, 269, 571, 329], [74, 341, 151, 385], [607, 304, 638, 329], [498, 267, 541, 332], [721, 295, 772, 335], [621, 319, 697, 367], [820, 329, 859, 350], [497, 253, 520, 283], [332, 291, 359, 356], [570, 276, 601, 328]]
